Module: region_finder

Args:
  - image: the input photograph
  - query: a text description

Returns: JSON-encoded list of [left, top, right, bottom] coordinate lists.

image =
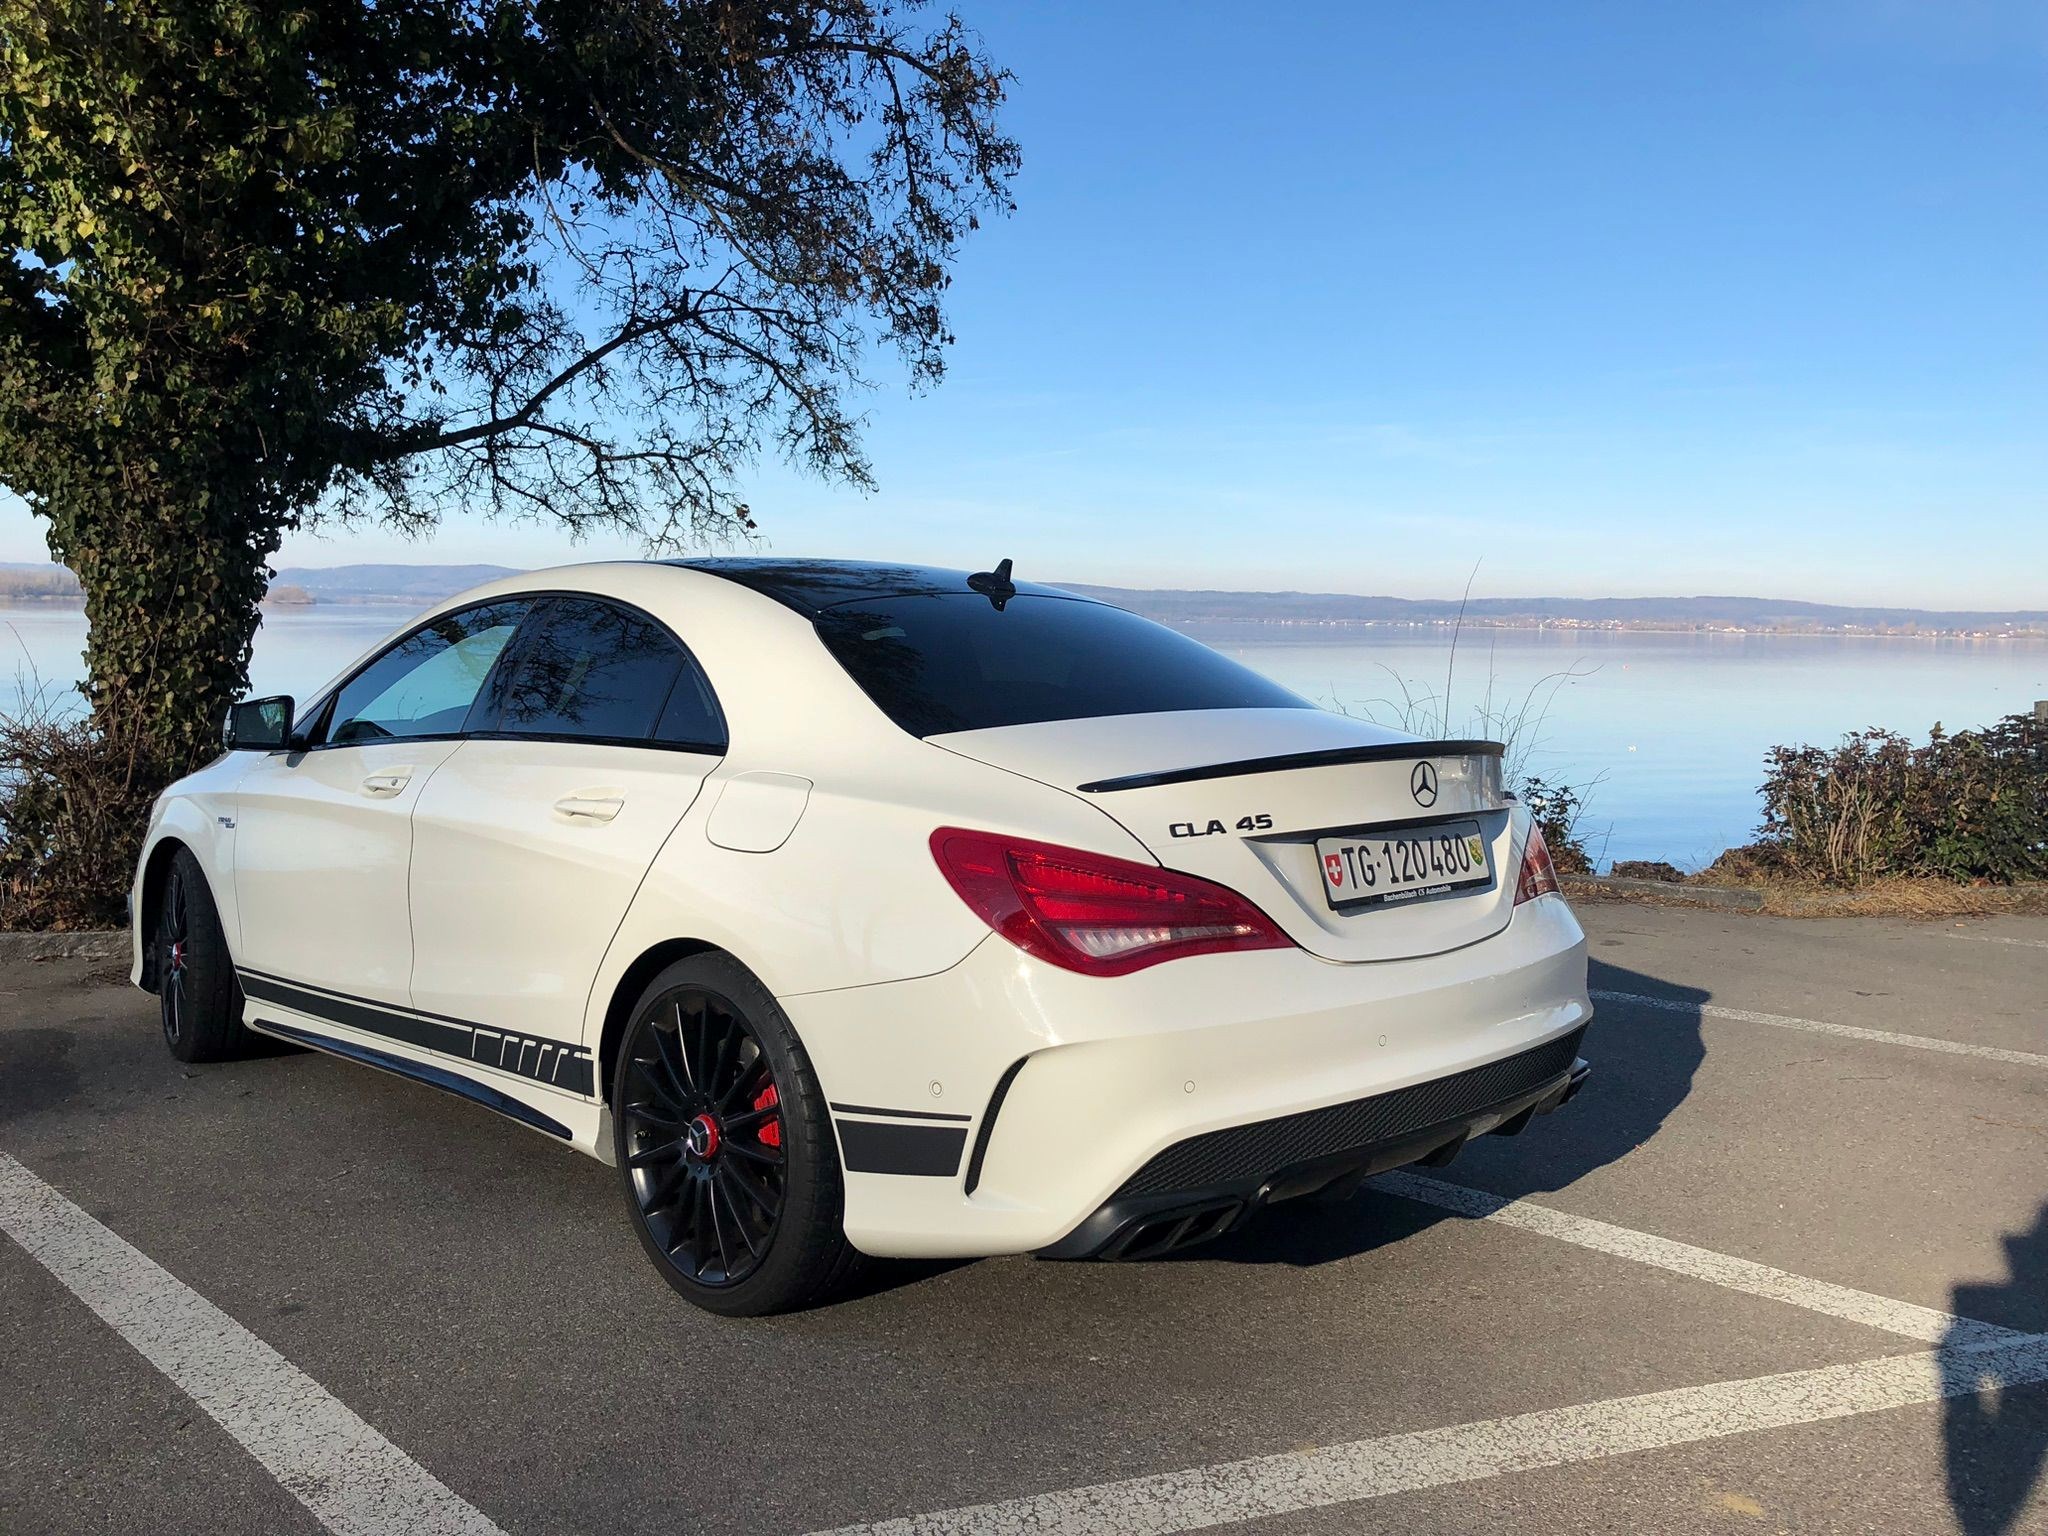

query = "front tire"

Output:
[[155, 849, 251, 1063], [611, 953, 861, 1316]]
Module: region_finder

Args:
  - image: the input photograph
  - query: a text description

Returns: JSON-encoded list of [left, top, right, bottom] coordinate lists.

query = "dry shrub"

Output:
[[1609, 859, 1687, 883], [1758, 714, 2047, 887], [1697, 843, 1790, 884], [1519, 775, 1594, 874], [0, 688, 159, 931]]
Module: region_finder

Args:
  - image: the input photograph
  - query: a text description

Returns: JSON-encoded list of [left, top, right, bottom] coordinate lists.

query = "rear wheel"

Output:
[[611, 953, 860, 1316], [156, 849, 250, 1063]]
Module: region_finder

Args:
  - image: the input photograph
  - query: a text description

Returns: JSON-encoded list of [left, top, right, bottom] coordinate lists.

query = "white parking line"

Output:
[[1945, 931, 2048, 950], [0, 1154, 504, 1536], [1591, 988, 2048, 1069], [1376, 1171, 2020, 1346], [812, 1333, 2048, 1536]]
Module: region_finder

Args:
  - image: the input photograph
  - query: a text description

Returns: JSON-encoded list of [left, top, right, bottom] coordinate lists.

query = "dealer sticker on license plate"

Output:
[[1315, 821, 1491, 910]]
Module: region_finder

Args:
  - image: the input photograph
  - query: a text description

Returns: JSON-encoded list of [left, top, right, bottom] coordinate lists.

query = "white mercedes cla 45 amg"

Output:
[[132, 559, 1592, 1314]]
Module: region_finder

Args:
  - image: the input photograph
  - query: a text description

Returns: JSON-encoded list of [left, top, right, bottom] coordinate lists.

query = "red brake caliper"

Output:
[[753, 1083, 782, 1150]]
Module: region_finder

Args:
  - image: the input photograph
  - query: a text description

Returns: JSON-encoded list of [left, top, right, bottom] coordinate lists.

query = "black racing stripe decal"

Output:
[[237, 969, 595, 1097], [827, 1101, 972, 1123], [836, 1119, 969, 1177], [254, 1019, 571, 1139], [240, 973, 469, 1056]]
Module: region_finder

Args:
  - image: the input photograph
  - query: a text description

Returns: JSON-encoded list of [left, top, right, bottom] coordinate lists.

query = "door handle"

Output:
[[554, 793, 625, 823], [360, 769, 413, 797]]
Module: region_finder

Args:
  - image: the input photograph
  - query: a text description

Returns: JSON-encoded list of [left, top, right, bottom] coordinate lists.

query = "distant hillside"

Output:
[[1057, 584, 2048, 638], [0, 560, 522, 606], [269, 563, 522, 602], [0, 562, 81, 600], [4, 560, 2045, 635]]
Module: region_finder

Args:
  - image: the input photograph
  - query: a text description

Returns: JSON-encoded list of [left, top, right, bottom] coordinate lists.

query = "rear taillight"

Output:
[[1515, 825, 1563, 905], [929, 827, 1293, 977]]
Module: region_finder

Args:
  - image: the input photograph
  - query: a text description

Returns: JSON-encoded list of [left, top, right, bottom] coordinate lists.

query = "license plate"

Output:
[[1316, 821, 1491, 910]]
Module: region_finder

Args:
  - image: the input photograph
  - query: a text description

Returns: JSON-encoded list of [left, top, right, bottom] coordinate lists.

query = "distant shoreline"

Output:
[[1173, 617, 2048, 643], [4, 562, 2046, 640], [4, 595, 2045, 643]]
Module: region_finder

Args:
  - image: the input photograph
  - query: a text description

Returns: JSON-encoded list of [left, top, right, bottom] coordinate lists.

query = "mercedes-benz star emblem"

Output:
[[1410, 760, 1439, 807]]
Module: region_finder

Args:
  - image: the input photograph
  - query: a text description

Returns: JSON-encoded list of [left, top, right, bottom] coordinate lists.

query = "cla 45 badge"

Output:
[[1169, 813, 1275, 838]]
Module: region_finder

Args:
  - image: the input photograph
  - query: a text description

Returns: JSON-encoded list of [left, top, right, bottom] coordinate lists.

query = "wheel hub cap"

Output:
[[685, 1113, 721, 1161]]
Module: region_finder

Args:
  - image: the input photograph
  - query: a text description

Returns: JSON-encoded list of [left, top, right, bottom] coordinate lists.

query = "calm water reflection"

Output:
[[6, 604, 2043, 870]]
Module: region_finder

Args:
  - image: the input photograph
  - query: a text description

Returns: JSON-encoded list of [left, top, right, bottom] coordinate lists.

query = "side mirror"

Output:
[[223, 695, 294, 751]]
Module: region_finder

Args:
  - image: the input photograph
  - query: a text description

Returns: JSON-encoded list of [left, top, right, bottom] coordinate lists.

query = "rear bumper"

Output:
[[781, 894, 1593, 1260], [1040, 1031, 1590, 1259]]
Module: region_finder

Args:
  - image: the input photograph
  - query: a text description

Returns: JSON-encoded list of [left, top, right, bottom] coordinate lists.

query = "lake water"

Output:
[[5, 604, 2044, 871]]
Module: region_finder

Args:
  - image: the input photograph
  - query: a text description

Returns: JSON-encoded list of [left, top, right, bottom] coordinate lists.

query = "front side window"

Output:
[[324, 601, 530, 744], [812, 594, 1314, 737], [489, 597, 723, 747]]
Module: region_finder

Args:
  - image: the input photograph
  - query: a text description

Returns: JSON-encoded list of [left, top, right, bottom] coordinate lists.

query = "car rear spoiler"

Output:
[[1074, 739, 1506, 794]]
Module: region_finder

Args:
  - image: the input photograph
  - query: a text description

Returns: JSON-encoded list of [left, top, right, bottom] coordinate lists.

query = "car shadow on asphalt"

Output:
[[1944, 1200, 2048, 1536], [1160, 958, 1709, 1268]]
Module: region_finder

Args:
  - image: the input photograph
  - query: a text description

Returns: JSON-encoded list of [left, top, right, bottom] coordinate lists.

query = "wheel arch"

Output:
[[595, 937, 726, 1106], [136, 835, 192, 992]]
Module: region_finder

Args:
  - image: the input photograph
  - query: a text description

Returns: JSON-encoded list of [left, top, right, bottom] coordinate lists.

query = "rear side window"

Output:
[[812, 594, 1313, 737], [486, 597, 725, 749], [324, 600, 531, 744]]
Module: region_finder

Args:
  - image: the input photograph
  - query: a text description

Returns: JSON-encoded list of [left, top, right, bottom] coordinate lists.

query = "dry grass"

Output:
[[1566, 872, 2048, 919], [1749, 877, 2048, 918]]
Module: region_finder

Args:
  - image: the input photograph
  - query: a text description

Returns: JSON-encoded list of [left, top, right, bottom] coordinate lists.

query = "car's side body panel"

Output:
[[581, 735, 1155, 1038]]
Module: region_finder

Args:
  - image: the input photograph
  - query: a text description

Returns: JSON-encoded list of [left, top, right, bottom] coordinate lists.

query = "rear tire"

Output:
[[611, 952, 862, 1316], [155, 849, 251, 1063]]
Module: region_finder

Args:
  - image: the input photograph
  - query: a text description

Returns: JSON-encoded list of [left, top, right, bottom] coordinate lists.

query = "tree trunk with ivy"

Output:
[[45, 470, 281, 777], [0, 0, 1017, 927], [0, 426, 286, 925]]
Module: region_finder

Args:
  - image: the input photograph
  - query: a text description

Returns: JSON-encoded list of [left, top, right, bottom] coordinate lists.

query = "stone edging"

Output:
[[0, 928, 130, 963]]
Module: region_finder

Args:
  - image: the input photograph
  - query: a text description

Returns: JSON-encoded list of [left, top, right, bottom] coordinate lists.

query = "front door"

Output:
[[232, 599, 534, 1009]]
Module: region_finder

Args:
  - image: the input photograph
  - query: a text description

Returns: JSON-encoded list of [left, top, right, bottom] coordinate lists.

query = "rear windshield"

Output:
[[812, 593, 1313, 736]]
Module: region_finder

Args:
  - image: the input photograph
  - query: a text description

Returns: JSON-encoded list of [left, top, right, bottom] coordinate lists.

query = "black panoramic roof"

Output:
[[667, 557, 1084, 617]]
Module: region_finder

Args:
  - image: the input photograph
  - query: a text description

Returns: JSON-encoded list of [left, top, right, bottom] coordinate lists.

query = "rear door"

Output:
[[406, 596, 726, 1083]]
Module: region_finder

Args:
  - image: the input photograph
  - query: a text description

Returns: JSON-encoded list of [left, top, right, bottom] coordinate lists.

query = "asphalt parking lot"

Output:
[[3, 902, 2044, 1536]]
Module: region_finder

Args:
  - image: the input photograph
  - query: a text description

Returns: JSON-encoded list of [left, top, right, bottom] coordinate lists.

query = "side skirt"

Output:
[[249, 1017, 573, 1141], [235, 966, 596, 1095]]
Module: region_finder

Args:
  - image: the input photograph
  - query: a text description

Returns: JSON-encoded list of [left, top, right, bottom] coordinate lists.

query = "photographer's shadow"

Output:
[[1944, 1203, 2048, 1536], [1189, 958, 1709, 1267]]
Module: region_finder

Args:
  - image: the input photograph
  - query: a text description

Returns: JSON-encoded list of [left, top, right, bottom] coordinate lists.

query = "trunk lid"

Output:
[[932, 708, 1516, 963]]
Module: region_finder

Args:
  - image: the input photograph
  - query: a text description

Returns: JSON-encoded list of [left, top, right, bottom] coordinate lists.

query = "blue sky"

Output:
[[4, 0, 2044, 605]]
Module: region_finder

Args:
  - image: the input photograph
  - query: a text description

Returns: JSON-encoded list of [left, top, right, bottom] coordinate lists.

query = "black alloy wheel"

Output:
[[156, 862, 191, 1049], [611, 953, 860, 1315], [620, 986, 788, 1287], [155, 848, 249, 1063]]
